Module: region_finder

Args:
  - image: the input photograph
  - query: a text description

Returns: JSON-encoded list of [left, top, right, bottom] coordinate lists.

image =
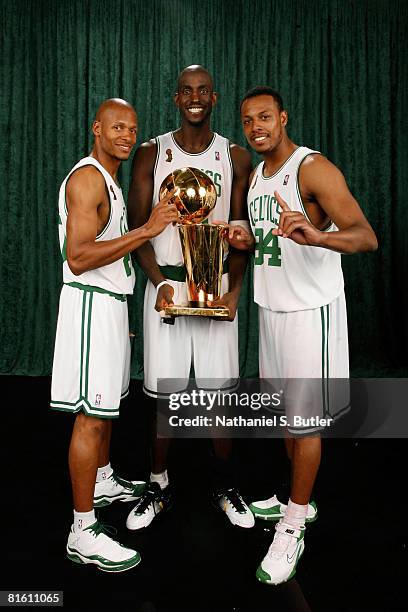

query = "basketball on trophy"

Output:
[[159, 167, 217, 224]]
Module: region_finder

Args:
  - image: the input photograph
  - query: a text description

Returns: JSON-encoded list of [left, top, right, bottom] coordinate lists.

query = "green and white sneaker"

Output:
[[256, 521, 305, 585], [66, 521, 141, 572], [93, 472, 146, 508], [249, 495, 317, 523]]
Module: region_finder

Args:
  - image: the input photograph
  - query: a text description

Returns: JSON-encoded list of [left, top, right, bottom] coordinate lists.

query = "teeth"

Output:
[[189, 108, 203, 114], [254, 136, 267, 142]]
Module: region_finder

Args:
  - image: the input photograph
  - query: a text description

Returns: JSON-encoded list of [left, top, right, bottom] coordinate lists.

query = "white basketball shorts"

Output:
[[143, 275, 239, 398], [259, 291, 350, 432], [50, 284, 130, 419]]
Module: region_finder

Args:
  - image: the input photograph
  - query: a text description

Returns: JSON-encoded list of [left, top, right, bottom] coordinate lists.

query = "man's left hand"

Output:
[[209, 291, 239, 322], [273, 190, 324, 247]]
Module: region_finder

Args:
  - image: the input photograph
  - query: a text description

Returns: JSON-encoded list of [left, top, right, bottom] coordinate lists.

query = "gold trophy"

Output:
[[159, 167, 229, 318]]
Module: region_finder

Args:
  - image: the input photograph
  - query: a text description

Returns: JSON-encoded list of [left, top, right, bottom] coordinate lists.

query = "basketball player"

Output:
[[225, 86, 378, 584], [126, 66, 254, 529], [51, 98, 178, 571]]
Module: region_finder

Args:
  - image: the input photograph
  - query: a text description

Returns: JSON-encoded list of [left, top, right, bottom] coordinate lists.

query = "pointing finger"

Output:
[[274, 190, 291, 212], [161, 188, 178, 204]]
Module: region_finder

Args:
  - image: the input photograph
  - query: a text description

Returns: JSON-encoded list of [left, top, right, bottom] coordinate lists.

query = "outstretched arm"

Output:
[[211, 144, 252, 320], [66, 166, 177, 276], [128, 142, 175, 310]]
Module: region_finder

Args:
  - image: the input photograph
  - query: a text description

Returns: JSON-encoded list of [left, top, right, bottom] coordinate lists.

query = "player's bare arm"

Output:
[[66, 165, 178, 276], [128, 142, 175, 310], [222, 166, 256, 252], [211, 144, 252, 320], [274, 155, 378, 254]]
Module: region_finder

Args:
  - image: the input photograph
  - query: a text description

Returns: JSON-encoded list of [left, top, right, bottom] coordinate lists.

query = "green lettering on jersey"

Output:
[[58, 215, 67, 262], [120, 208, 132, 277], [213, 172, 222, 197], [62, 236, 67, 262], [254, 228, 282, 267], [250, 194, 278, 226], [201, 169, 222, 197], [249, 197, 258, 227]]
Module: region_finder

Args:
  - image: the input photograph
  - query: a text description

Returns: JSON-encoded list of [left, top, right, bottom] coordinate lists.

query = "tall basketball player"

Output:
[[51, 98, 178, 571], [225, 86, 378, 584], [127, 66, 254, 529]]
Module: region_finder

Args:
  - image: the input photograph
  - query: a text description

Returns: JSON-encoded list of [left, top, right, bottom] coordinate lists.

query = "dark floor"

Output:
[[1, 376, 406, 612]]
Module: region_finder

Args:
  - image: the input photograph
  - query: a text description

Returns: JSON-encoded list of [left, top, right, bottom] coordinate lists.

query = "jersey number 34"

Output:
[[254, 228, 282, 267]]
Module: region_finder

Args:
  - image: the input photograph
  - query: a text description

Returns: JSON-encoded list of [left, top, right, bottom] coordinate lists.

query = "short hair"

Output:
[[240, 86, 284, 112], [176, 65, 214, 92]]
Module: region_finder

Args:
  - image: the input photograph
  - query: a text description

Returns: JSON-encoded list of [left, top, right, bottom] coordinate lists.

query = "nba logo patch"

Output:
[[215, 151, 220, 161], [95, 393, 102, 406], [283, 174, 290, 185], [165, 148, 173, 162], [109, 185, 117, 200]]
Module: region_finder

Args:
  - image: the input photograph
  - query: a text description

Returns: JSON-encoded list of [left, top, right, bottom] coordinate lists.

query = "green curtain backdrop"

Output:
[[0, 0, 406, 377]]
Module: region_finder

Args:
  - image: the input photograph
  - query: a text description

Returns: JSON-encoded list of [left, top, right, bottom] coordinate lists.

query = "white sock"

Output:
[[150, 470, 169, 490], [73, 509, 96, 532], [283, 498, 308, 529], [96, 463, 113, 483]]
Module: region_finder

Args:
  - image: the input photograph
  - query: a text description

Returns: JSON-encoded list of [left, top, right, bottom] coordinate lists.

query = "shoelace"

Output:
[[133, 486, 161, 516], [269, 531, 293, 559], [223, 488, 247, 513], [269, 523, 300, 559], [86, 521, 118, 539], [109, 473, 132, 490]]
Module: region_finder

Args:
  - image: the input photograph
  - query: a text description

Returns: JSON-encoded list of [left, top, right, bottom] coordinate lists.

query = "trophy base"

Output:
[[163, 305, 230, 318]]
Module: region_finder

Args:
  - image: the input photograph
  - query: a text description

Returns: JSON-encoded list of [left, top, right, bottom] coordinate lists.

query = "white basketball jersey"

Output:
[[58, 156, 135, 294], [248, 147, 344, 312], [151, 131, 233, 266]]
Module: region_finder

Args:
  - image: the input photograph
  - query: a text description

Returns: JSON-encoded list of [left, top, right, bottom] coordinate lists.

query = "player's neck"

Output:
[[263, 140, 298, 177], [90, 148, 121, 182], [173, 123, 214, 154]]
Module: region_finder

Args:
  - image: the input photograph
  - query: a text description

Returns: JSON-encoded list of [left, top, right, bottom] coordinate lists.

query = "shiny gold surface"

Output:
[[178, 224, 226, 306], [159, 167, 229, 316], [159, 167, 217, 224], [164, 305, 229, 318]]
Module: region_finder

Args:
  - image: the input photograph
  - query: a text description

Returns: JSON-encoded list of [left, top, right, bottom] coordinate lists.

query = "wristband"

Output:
[[156, 280, 171, 292], [230, 220, 251, 232]]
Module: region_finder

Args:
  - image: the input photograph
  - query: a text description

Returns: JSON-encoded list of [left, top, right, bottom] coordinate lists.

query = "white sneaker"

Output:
[[93, 472, 145, 508], [256, 521, 305, 585], [213, 488, 255, 528], [250, 495, 317, 523], [66, 521, 141, 572], [126, 482, 172, 531]]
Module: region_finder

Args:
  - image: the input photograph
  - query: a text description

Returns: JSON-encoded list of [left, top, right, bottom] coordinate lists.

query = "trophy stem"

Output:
[[178, 224, 225, 308]]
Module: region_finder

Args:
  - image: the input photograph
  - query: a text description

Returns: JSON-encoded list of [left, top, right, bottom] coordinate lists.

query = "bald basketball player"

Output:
[[51, 98, 178, 571]]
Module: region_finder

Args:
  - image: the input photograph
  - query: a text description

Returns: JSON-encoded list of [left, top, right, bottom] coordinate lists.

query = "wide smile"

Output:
[[116, 144, 132, 152], [187, 106, 205, 115], [252, 135, 268, 144]]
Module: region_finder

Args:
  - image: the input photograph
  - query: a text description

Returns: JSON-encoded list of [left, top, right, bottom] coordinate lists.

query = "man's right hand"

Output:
[[144, 190, 179, 238], [227, 224, 255, 250], [155, 284, 175, 312], [212, 220, 255, 251]]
